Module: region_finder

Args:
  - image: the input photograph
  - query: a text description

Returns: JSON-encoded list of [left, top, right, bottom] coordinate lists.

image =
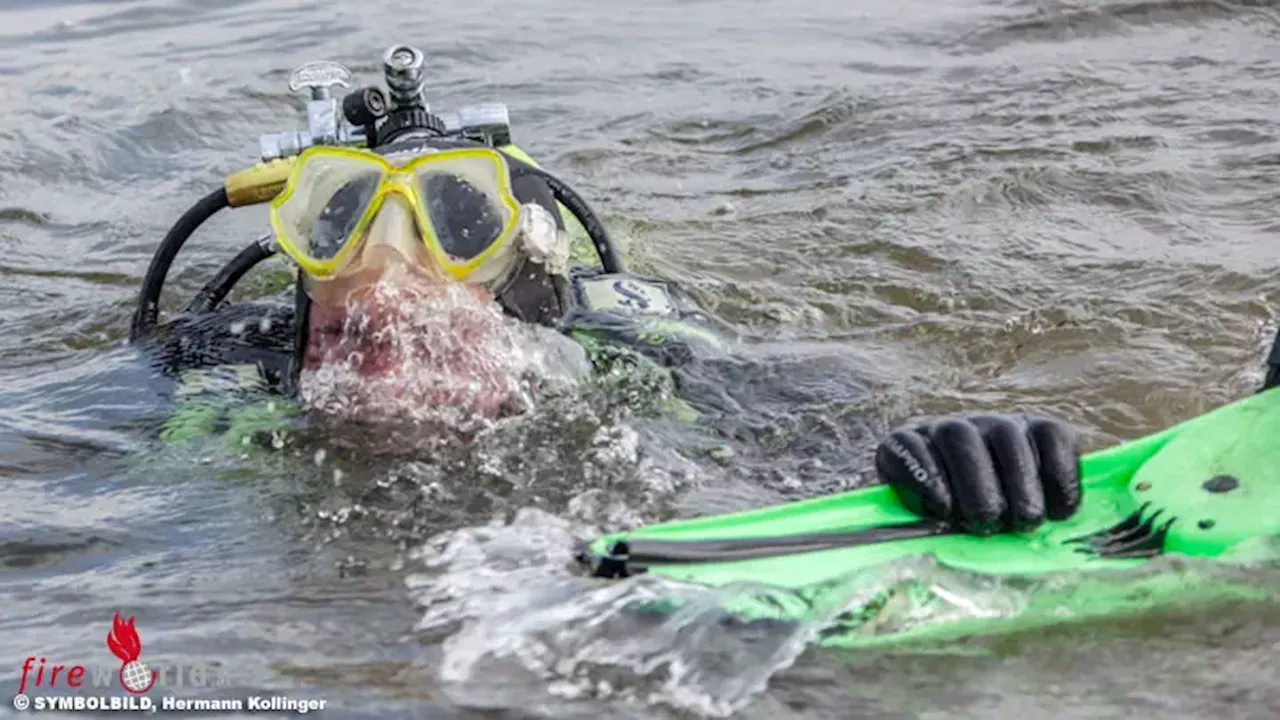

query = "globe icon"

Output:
[[120, 661, 153, 693]]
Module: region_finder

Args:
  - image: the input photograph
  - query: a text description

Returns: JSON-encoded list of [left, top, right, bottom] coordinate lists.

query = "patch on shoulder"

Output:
[[578, 275, 677, 317]]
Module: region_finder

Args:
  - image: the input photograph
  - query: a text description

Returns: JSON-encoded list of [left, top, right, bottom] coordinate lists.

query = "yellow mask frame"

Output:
[[269, 145, 523, 283]]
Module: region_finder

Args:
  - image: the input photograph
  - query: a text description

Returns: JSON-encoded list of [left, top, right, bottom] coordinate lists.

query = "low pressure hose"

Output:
[[182, 235, 277, 314], [130, 187, 230, 341]]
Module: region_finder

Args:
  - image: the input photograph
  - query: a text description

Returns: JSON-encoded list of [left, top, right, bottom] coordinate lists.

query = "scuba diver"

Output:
[[130, 44, 1084, 538]]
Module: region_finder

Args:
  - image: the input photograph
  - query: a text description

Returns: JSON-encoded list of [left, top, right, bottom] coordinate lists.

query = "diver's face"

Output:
[[296, 195, 526, 423], [300, 195, 492, 374]]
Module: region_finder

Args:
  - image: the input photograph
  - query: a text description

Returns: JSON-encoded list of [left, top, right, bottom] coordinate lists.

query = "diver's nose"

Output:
[[363, 194, 442, 277]]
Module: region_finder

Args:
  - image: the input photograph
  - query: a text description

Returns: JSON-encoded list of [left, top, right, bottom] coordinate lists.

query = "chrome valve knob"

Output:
[[382, 45, 427, 109]]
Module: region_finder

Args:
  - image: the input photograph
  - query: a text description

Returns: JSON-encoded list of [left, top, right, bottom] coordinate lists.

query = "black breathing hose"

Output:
[[130, 187, 230, 341], [182, 236, 277, 314]]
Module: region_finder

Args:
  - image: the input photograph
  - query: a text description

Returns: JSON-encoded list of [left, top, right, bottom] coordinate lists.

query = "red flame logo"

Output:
[[106, 613, 142, 663], [106, 613, 157, 694]]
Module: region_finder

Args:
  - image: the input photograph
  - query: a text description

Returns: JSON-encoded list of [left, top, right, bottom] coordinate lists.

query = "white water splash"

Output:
[[298, 279, 591, 431], [404, 508, 849, 718]]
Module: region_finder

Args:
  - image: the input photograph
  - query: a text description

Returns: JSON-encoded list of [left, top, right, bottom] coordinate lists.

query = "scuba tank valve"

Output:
[[258, 60, 368, 161]]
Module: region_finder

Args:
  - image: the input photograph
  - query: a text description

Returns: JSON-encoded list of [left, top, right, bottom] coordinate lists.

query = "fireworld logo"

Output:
[[18, 613, 228, 695]]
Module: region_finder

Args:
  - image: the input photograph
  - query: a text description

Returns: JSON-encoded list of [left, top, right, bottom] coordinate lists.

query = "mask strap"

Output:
[[287, 280, 310, 395]]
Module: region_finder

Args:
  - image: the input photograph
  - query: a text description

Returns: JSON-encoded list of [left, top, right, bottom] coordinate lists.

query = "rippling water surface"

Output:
[[4, 0, 1280, 717]]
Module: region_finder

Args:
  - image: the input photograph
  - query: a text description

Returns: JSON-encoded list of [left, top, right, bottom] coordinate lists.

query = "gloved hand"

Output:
[[874, 414, 1082, 535]]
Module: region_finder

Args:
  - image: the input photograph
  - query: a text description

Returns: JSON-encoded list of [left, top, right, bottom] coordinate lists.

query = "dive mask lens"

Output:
[[404, 150, 521, 281], [271, 150, 386, 276], [418, 171, 506, 259]]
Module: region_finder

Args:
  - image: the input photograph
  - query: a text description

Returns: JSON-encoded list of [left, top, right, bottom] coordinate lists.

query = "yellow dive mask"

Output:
[[270, 146, 530, 299]]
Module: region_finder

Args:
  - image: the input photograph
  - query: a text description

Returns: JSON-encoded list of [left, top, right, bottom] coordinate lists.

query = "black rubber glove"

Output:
[[874, 414, 1082, 535]]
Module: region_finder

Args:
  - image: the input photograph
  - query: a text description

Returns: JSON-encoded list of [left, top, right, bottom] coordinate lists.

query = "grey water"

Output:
[[3, 0, 1280, 717]]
